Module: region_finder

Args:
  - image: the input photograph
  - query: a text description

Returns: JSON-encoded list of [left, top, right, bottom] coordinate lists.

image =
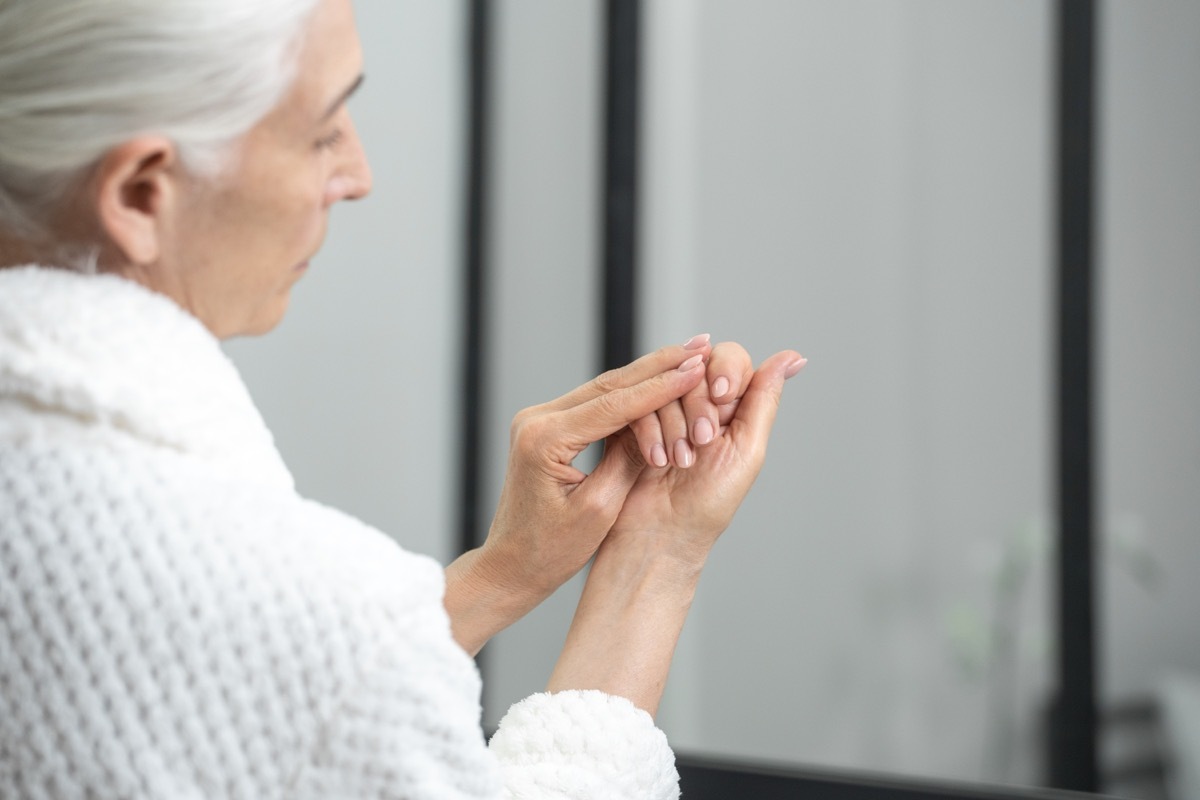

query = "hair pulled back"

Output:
[[0, 0, 321, 241]]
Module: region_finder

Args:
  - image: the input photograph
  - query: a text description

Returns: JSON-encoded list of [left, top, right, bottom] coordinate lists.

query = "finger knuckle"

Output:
[[510, 414, 549, 454], [509, 411, 529, 444], [594, 386, 626, 415], [591, 367, 622, 395]]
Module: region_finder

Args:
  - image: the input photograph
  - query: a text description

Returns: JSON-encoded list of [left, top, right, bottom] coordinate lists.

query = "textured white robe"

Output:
[[0, 266, 679, 799]]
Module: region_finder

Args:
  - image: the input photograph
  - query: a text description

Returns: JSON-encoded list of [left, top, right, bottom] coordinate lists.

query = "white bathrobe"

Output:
[[0, 266, 678, 799]]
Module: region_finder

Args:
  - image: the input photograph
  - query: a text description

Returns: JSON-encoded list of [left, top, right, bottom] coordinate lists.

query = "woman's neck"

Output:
[[0, 233, 40, 268], [0, 233, 108, 273]]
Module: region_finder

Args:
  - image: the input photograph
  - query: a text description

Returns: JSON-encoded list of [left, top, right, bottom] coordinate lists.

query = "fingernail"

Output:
[[712, 376, 730, 398], [674, 439, 694, 468], [682, 333, 710, 350], [650, 443, 668, 468], [693, 417, 714, 446], [785, 356, 808, 379], [678, 354, 704, 372]]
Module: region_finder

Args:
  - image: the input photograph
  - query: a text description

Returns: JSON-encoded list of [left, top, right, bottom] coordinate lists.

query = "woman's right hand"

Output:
[[609, 349, 806, 565], [444, 338, 713, 655], [627, 338, 756, 470]]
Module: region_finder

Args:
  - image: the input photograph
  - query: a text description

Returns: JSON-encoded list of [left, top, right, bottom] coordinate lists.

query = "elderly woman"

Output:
[[0, 0, 804, 798]]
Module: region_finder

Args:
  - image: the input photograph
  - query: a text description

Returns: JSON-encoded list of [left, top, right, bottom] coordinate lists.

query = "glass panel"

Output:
[[1099, 4, 1200, 799], [642, 0, 1055, 787]]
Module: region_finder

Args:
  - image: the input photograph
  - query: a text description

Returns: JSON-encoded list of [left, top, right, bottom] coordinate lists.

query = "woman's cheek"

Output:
[[302, 205, 330, 253]]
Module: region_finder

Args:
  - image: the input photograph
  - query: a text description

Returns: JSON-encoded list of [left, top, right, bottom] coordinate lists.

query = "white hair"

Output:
[[0, 0, 321, 243]]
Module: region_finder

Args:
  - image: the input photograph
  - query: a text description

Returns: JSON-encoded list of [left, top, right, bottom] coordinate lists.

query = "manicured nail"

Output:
[[711, 376, 730, 398], [650, 443, 668, 468], [682, 333, 710, 350], [674, 439, 694, 468], [678, 354, 704, 372], [784, 356, 808, 379], [693, 417, 714, 446]]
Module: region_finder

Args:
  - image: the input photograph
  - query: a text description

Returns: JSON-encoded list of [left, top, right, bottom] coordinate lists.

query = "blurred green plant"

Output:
[[945, 513, 1162, 782]]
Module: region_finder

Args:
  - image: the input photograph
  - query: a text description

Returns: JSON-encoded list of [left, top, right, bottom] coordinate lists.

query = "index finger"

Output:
[[540, 335, 712, 414], [553, 354, 708, 447]]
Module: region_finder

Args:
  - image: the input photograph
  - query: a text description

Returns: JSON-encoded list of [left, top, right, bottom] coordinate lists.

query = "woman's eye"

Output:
[[315, 129, 344, 151]]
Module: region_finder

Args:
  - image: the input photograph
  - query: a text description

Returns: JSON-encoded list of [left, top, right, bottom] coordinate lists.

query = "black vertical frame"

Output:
[[458, 0, 491, 561], [1050, 0, 1099, 792], [602, 0, 641, 370], [464, 0, 643, 533]]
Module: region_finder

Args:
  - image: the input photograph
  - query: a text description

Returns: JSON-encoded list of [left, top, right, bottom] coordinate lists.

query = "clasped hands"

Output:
[[444, 335, 806, 659]]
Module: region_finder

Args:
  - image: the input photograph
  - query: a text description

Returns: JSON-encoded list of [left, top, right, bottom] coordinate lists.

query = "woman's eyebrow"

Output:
[[319, 73, 365, 121]]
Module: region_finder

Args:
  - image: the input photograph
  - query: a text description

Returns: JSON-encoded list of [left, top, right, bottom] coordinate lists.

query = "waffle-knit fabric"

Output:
[[0, 266, 679, 799]]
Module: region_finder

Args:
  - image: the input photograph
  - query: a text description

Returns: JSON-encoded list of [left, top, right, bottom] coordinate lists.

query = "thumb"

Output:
[[572, 431, 645, 520], [730, 350, 806, 456]]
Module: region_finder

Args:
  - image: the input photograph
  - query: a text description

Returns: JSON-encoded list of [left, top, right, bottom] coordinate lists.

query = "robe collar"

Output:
[[0, 265, 293, 491]]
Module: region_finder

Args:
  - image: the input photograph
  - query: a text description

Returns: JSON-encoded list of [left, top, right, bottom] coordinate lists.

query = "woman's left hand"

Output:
[[627, 340, 756, 471], [444, 341, 712, 655]]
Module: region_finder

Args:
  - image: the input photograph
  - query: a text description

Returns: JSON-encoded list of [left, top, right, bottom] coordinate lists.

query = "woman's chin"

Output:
[[220, 294, 292, 340]]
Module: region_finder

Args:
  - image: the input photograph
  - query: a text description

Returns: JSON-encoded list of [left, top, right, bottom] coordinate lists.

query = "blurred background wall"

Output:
[[225, 0, 1200, 793]]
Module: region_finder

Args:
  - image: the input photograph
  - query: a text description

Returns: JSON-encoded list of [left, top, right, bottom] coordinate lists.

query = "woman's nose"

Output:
[[342, 136, 372, 201], [326, 120, 373, 205]]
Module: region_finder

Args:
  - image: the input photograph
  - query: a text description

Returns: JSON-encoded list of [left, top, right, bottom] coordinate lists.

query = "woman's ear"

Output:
[[91, 136, 178, 266]]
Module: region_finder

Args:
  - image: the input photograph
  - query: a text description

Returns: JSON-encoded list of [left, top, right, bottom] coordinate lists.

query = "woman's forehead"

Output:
[[283, 0, 364, 122]]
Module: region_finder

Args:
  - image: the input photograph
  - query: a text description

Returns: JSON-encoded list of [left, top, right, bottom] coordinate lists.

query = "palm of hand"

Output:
[[605, 348, 803, 562], [608, 419, 764, 561]]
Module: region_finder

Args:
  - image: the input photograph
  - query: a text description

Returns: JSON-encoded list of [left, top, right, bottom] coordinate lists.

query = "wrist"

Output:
[[546, 530, 706, 717], [599, 525, 710, 587], [444, 544, 547, 655]]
